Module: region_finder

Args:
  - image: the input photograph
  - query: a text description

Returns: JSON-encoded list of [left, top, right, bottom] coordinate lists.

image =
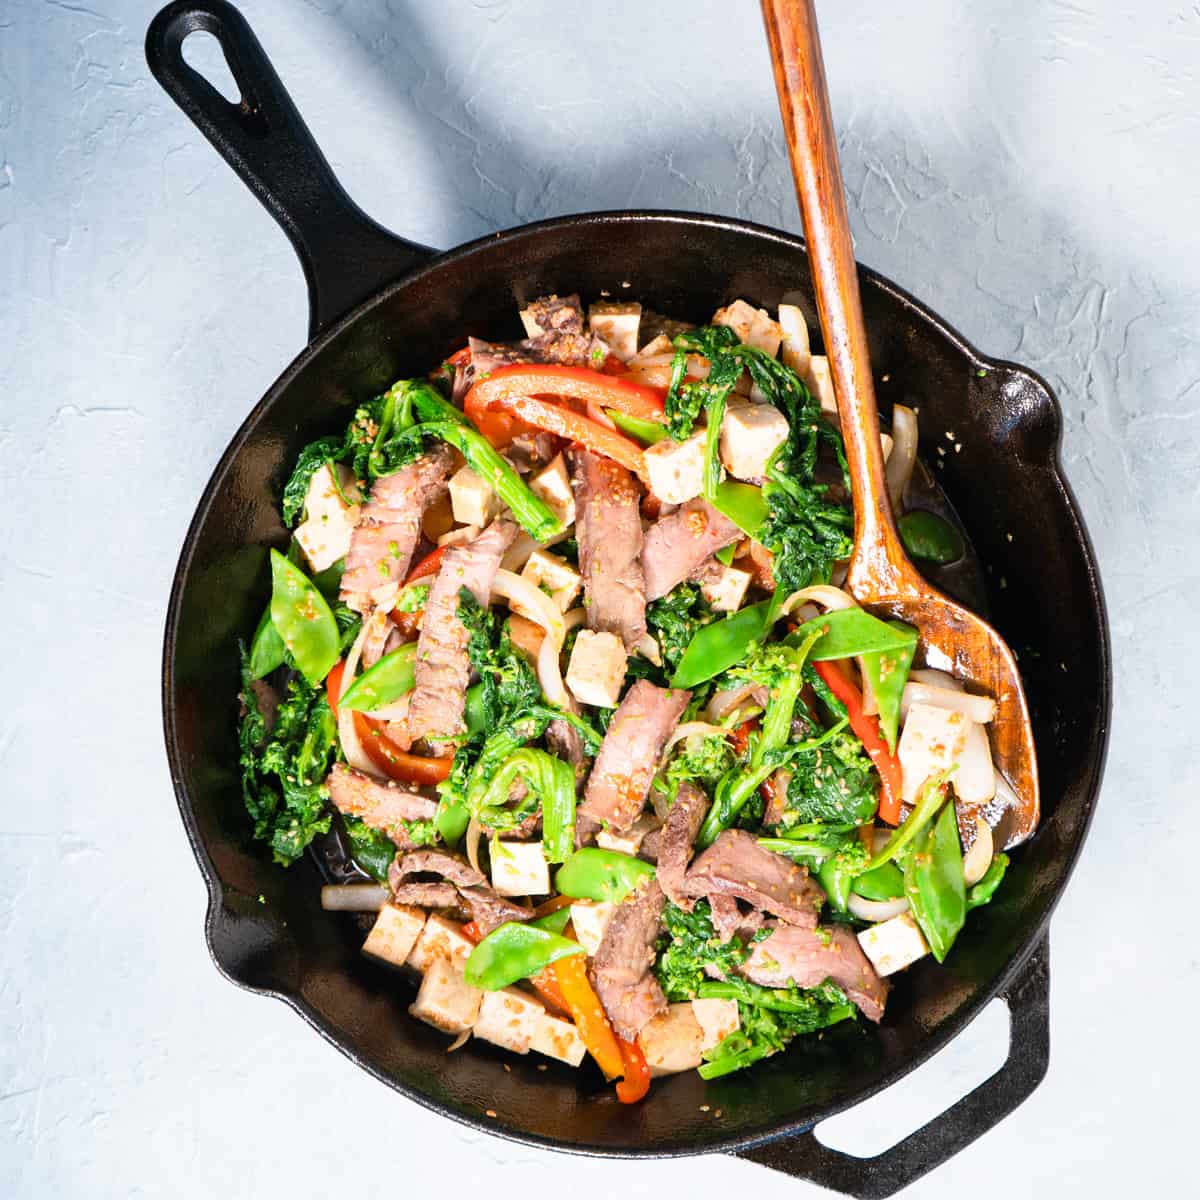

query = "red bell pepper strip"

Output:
[[325, 659, 347, 718], [615, 1037, 652, 1103], [813, 660, 903, 825], [404, 546, 447, 585], [352, 711, 454, 786], [469, 363, 666, 422]]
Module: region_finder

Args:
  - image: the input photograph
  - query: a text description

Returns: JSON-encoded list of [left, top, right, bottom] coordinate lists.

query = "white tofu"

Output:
[[529, 453, 575, 528], [630, 333, 673, 364], [521, 549, 582, 613], [362, 903, 427, 968], [568, 901, 616, 956], [409, 958, 483, 1034], [588, 301, 642, 362], [857, 912, 929, 977], [407, 913, 475, 974], [565, 629, 628, 708], [713, 299, 782, 357], [449, 465, 497, 528], [294, 463, 362, 573], [719, 402, 790, 481], [473, 987, 545, 1054], [700, 563, 752, 613], [778, 303, 811, 375], [643, 430, 706, 504], [897, 701, 971, 806], [640, 1003, 706, 1076], [519, 305, 544, 339], [596, 813, 660, 858], [437, 523, 480, 548], [806, 355, 837, 417], [530, 1011, 588, 1066], [490, 840, 551, 898], [691, 998, 740, 1051]]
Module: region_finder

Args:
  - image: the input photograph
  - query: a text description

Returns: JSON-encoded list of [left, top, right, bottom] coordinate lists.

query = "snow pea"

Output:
[[899, 510, 965, 565], [605, 408, 669, 445], [529, 906, 573, 934], [248, 604, 286, 680], [715, 542, 738, 566], [852, 860, 905, 901], [903, 799, 966, 961], [671, 598, 774, 689], [464, 682, 487, 735], [338, 643, 417, 712], [792, 608, 917, 663], [966, 852, 1009, 910], [268, 549, 340, 686], [709, 480, 769, 537], [863, 770, 952, 872], [859, 629, 917, 752], [463, 922, 584, 991], [554, 847, 656, 904]]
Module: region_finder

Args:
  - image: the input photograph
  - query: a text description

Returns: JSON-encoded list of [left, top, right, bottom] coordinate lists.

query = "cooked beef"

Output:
[[468, 336, 529, 378], [341, 447, 454, 613], [407, 519, 516, 752], [641, 498, 741, 602], [683, 830, 825, 930], [569, 448, 646, 651], [390, 881, 461, 909], [708, 894, 764, 943], [590, 879, 668, 1040], [458, 886, 535, 937], [361, 607, 403, 669], [391, 848, 485, 889], [522, 293, 585, 337], [639, 828, 661, 864], [504, 432, 560, 476], [388, 847, 532, 934], [578, 681, 690, 832], [326, 764, 437, 846], [546, 690, 586, 777], [656, 782, 709, 910], [741, 921, 888, 1023]]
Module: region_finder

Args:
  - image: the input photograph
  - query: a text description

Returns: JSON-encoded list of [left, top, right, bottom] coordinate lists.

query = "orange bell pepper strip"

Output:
[[352, 712, 454, 786], [615, 1036, 651, 1103], [813, 660, 903, 825], [548, 953, 625, 1081]]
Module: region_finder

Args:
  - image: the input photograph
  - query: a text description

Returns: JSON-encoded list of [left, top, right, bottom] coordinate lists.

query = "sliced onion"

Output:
[[320, 884, 389, 911], [900, 681, 995, 725], [908, 667, 962, 692], [665, 722, 733, 752], [563, 607, 587, 632], [537, 633, 570, 707], [446, 1029, 472, 1053], [366, 693, 412, 724], [847, 893, 910, 922], [780, 584, 859, 617], [492, 569, 565, 649], [501, 531, 567, 573], [636, 632, 662, 666], [705, 683, 763, 723], [465, 814, 484, 876], [336, 623, 382, 776], [962, 815, 994, 886], [885, 404, 918, 514]]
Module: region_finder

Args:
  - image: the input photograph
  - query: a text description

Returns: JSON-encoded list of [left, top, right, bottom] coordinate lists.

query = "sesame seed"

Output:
[[485, 1109, 497, 1118]]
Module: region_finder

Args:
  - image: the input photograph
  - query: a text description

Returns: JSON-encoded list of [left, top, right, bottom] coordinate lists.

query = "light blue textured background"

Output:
[[2, 1, 1196, 1196]]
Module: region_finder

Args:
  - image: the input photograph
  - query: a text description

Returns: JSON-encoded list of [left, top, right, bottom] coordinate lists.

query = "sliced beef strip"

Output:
[[407, 519, 517, 752], [683, 829, 825, 930], [522, 293, 585, 337], [569, 448, 646, 651], [388, 849, 534, 935], [708, 894, 765, 944], [458, 886, 535, 937], [578, 681, 691, 832], [656, 782, 709, 910], [361, 607, 405, 669], [590, 879, 668, 1041], [390, 881, 461, 909], [641, 497, 741, 602], [326, 764, 437, 845], [341, 446, 455, 613], [741, 921, 888, 1023], [391, 848, 485, 889]]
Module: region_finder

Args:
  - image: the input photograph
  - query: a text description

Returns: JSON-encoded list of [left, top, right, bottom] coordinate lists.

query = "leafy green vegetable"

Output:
[[646, 583, 717, 673], [760, 825, 870, 911], [342, 816, 396, 882], [865, 771, 952, 872], [239, 649, 337, 866], [476, 748, 576, 862], [783, 726, 880, 827], [395, 583, 429, 614], [671, 599, 774, 690], [655, 900, 754, 1002], [967, 852, 1009, 910], [280, 436, 344, 526], [757, 471, 854, 595], [665, 325, 742, 440], [660, 733, 735, 801]]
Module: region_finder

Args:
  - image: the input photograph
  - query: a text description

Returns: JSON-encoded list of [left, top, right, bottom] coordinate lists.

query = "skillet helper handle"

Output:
[[733, 936, 1051, 1199], [146, 0, 434, 339]]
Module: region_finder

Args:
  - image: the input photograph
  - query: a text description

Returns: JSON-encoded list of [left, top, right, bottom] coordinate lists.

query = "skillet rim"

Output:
[[162, 207, 1111, 1158]]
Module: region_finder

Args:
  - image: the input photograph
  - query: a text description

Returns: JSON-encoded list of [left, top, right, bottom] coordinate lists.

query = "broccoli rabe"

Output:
[[784, 727, 879, 827]]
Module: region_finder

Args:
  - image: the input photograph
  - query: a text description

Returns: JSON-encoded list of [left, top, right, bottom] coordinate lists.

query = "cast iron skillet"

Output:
[[148, 4, 1110, 1196]]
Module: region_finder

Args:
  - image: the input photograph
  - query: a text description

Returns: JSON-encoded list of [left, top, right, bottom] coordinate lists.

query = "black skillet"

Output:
[[148, 4, 1110, 1195]]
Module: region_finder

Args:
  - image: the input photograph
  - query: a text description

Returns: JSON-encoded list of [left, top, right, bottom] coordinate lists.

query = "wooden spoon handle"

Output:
[[761, 0, 910, 594]]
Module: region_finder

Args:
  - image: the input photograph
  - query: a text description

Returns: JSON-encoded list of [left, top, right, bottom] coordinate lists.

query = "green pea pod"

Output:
[[899, 510, 965, 565], [863, 770, 952, 872], [247, 604, 286, 680], [338, 643, 418, 712], [859, 626, 917, 752], [606, 408, 670, 445], [715, 542, 737, 566], [793, 608, 918, 663], [852, 860, 905, 901], [671, 599, 773, 689], [554, 847, 656, 904], [709, 480, 770, 537], [463, 922, 584, 991], [434, 791, 470, 846], [464, 683, 488, 735], [269, 549, 340, 686], [966, 852, 1009, 910], [474, 748, 576, 864], [818, 855, 856, 912], [311, 557, 346, 606], [904, 800, 966, 961], [529, 906, 572, 934]]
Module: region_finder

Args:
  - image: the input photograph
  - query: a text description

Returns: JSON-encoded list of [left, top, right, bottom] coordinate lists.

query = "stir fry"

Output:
[[238, 293, 1015, 1098]]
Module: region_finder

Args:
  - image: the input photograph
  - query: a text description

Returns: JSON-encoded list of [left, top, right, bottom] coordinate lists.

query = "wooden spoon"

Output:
[[761, 0, 1039, 847]]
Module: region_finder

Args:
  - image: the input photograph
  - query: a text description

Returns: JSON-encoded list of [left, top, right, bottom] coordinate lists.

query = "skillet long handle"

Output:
[[146, 0, 434, 339]]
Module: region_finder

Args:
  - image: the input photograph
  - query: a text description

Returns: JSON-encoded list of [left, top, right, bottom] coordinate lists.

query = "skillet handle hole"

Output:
[[181, 30, 241, 106]]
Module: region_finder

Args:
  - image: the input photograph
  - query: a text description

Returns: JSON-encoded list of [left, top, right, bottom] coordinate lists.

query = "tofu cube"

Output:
[[362, 903, 427, 968], [691, 997, 740, 1051], [294, 463, 362, 573], [897, 701, 971, 806], [437, 523, 480, 548], [713, 299, 782, 357], [806, 355, 837, 416], [568, 901, 616, 956], [857, 912, 929, 977], [565, 629, 628, 708], [643, 430, 706, 504], [449, 465, 497, 528], [409, 958, 483, 1034], [778, 303, 811, 375], [521, 549, 582, 613], [640, 1003, 706, 1076], [530, 1011, 588, 1066], [490, 840, 551, 898], [407, 913, 475, 974], [699, 564, 752, 614], [588, 301, 642, 362], [596, 813, 660, 858], [719, 402, 790, 481], [473, 987, 545, 1054], [529, 453, 575, 528]]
